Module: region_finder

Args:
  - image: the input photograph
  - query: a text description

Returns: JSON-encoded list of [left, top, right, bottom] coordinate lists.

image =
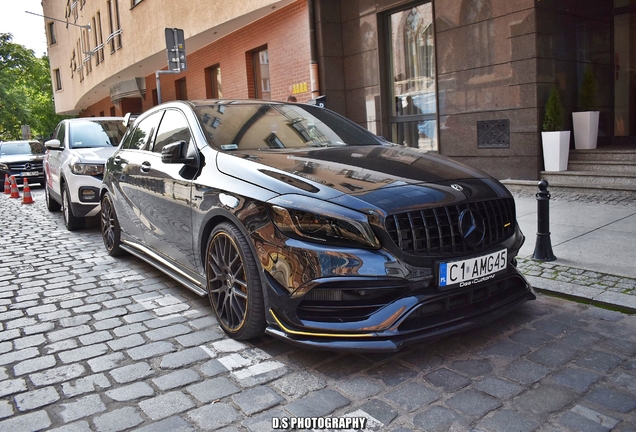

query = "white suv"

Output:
[[45, 118, 126, 230]]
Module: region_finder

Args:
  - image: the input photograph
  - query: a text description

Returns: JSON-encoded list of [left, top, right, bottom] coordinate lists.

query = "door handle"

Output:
[[140, 161, 151, 173]]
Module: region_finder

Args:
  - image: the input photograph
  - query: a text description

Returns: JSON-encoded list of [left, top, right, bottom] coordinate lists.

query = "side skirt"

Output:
[[121, 241, 207, 297]]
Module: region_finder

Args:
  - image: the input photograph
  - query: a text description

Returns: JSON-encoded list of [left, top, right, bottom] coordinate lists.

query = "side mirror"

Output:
[[45, 139, 62, 150], [161, 140, 195, 164]]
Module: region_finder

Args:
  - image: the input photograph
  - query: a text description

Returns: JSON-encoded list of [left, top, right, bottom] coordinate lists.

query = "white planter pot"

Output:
[[541, 131, 570, 171], [572, 111, 600, 149]]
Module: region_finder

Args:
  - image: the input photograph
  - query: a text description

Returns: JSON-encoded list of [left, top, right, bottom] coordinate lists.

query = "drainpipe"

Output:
[[308, 0, 320, 98]]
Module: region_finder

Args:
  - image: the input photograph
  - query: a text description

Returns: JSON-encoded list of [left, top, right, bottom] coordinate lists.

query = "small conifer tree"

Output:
[[543, 85, 563, 131]]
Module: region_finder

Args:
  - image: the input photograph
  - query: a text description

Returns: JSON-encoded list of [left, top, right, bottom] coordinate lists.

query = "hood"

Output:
[[0, 154, 44, 164], [215, 145, 511, 213], [72, 147, 118, 164]]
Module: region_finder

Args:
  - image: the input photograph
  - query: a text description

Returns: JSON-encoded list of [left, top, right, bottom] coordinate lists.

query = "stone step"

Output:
[[569, 149, 636, 162], [567, 160, 636, 174], [540, 171, 636, 189], [502, 172, 636, 193]]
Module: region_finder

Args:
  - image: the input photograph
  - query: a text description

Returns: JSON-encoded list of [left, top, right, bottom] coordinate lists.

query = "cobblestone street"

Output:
[[1, 188, 635, 431]]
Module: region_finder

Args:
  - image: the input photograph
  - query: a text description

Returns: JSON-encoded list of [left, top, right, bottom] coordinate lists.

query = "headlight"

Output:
[[0, 163, 8, 170], [70, 163, 104, 176], [268, 195, 380, 249]]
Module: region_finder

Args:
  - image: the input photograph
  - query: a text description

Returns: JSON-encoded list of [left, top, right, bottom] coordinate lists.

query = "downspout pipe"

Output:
[[308, 0, 320, 98]]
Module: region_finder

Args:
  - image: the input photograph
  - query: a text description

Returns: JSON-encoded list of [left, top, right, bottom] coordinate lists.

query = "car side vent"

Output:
[[385, 198, 516, 257]]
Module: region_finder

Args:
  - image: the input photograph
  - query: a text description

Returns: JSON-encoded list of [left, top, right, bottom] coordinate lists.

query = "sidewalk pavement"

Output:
[[509, 187, 636, 313]]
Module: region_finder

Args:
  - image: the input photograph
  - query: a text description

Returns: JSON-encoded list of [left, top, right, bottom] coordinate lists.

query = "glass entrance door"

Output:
[[388, 3, 438, 151], [614, 7, 636, 144]]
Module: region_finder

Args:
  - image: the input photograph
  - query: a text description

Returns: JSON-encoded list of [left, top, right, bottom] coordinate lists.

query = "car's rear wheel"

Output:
[[101, 192, 125, 257], [206, 222, 265, 340], [62, 185, 85, 231], [45, 186, 61, 212]]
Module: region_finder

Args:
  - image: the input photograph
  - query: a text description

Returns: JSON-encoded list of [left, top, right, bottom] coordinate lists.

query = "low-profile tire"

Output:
[[101, 192, 125, 257], [206, 222, 266, 340], [62, 185, 84, 231], [45, 186, 61, 212]]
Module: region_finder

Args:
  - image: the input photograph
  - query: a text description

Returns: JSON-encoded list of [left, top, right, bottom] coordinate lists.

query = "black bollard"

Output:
[[532, 180, 556, 261]]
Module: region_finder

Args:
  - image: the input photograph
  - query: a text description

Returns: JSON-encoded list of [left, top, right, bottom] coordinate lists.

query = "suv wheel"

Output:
[[45, 186, 61, 212], [62, 185, 85, 231]]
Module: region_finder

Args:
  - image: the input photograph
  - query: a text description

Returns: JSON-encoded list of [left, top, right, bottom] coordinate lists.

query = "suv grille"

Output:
[[385, 198, 516, 257], [9, 162, 43, 171]]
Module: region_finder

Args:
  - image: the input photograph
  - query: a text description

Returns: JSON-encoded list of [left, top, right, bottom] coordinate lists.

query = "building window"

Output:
[[176, 78, 187, 100], [388, 3, 438, 151], [152, 89, 158, 106], [54, 69, 62, 90], [205, 65, 222, 98], [48, 22, 56, 45], [106, 0, 122, 53], [95, 12, 105, 63], [110, 106, 116, 116], [251, 46, 270, 100], [82, 28, 92, 73]]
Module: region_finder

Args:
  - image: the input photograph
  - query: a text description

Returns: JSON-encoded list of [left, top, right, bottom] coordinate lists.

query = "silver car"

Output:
[[45, 118, 126, 230]]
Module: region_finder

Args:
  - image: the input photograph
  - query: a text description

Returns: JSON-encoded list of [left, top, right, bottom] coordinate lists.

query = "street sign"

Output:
[[165, 28, 187, 72]]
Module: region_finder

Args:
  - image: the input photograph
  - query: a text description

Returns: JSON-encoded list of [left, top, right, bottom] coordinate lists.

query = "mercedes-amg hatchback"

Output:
[[100, 100, 535, 352]]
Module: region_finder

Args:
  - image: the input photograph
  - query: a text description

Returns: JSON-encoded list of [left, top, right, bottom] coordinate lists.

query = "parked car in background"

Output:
[[100, 100, 535, 352], [0, 140, 46, 185], [45, 117, 126, 230]]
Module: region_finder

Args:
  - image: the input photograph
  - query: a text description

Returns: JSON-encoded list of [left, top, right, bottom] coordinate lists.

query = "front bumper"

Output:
[[264, 268, 535, 352]]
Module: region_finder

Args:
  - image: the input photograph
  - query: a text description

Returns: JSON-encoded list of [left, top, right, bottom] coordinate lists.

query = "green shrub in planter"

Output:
[[543, 85, 564, 132], [579, 68, 597, 112]]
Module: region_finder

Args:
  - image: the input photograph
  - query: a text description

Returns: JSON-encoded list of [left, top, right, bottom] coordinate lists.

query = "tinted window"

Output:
[[55, 122, 66, 146], [68, 120, 126, 149], [121, 111, 163, 151], [153, 110, 191, 154], [0, 141, 45, 155], [193, 103, 383, 151]]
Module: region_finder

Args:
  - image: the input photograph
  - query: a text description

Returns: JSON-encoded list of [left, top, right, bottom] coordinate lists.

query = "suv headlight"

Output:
[[70, 163, 104, 176], [0, 163, 8, 170], [268, 195, 380, 249]]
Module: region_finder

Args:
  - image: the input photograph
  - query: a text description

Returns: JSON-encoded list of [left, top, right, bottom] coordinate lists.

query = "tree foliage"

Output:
[[0, 33, 66, 141]]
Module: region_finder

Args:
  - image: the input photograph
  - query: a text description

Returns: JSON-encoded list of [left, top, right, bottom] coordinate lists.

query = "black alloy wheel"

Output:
[[206, 222, 265, 340], [100, 193, 125, 257], [45, 186, 61, 211], [62, 185, 84, 231]]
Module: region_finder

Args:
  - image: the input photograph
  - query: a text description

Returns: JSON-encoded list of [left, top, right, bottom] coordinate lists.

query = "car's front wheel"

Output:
[[45, 186, 61, 212], [100, 192, 125, 257], [62, 185, 85, 231], [206, 222, 265, 340]]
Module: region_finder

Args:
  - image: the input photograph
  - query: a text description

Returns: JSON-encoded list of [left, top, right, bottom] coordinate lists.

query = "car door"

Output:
[[108, 111, 163, 244], [45, 121, 66, 196], [135, 108, 199, 273]]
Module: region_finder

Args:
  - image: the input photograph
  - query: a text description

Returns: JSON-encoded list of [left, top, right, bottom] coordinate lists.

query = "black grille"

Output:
[[385, 198, 516, 257]]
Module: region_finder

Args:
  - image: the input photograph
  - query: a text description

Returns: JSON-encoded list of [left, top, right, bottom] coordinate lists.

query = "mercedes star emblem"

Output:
[[458, 209, 485, 247], [24, 163, 32, 170]]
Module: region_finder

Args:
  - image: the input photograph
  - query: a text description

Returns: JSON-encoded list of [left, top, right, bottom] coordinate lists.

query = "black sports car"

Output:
[[100, 100, 535, 352], [0, 140, 45, 185]]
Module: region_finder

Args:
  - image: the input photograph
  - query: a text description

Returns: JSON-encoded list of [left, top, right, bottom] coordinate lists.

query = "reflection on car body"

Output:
[[100, 100, 535, 352]]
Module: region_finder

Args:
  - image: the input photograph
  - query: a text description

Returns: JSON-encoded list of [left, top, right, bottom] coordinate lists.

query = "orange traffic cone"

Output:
[[22, 178, 34, 204], [3, 174, 9, 194], [9, 176, 20, 199]]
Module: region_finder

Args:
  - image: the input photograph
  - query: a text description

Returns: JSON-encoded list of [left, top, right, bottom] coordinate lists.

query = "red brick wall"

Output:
[[142, 0, 311, 111], [80, 96, 117, 117]]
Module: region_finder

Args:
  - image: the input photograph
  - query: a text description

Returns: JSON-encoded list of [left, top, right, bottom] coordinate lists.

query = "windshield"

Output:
[[193, 103, 385, 151], [68, 121, 126, 149], [0, 141, 45, 156]]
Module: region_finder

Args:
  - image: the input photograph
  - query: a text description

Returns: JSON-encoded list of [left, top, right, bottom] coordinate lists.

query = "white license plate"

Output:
[[439, 249, 507, 289], [21, 171, 41, 177]]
